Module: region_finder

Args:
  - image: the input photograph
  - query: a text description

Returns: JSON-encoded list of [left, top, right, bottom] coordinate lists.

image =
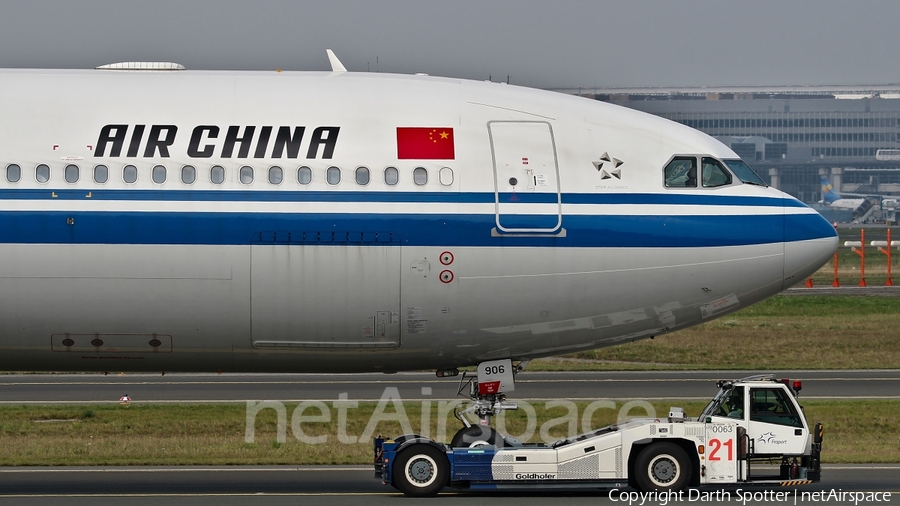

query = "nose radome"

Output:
[[783, 209, 839, 290]]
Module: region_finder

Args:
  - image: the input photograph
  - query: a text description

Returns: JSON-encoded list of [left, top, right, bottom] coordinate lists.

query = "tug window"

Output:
[[35, 164, 50, 183], [355, 166, 370, 185], [94, 165, 109, 184], [123, 164, 138, 184], [413, 167, 428, 186], [152, 165, 166, 184], [326, 166, 341, 185], [297, 166, 312, 185], [181, 165, 196, 184], [750, 388, 803, 428], [384, 167, 399, 186], [239, 166, 254, 185], [210, 165, 225, 185], [714, 386, 745, 419], [701, 157, 733, 188], [664, 157, 696, 188], [268, 166, 283, 185], [6, 164, 20, 183]]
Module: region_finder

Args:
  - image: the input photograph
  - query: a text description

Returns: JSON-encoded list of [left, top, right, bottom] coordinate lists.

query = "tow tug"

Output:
[[374, 360, 823, 497]]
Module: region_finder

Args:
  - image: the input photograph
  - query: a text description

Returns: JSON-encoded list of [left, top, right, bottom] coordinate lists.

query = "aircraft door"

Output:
[[250, 232, 401, 350], [489, 121, 562, 233]]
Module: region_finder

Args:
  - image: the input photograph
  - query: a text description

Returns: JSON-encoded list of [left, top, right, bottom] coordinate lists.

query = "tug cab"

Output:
[[700, 375, 822, 482]]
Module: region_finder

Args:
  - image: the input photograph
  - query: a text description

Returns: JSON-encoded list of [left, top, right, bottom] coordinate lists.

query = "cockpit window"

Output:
[[724, 159, 767, 186], [701, 157, 733, 188], [664, 157, 696, 188]]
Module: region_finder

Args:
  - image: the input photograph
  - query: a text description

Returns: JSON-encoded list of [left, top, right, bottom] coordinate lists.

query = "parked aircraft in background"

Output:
[[818, 176, 883, 223]]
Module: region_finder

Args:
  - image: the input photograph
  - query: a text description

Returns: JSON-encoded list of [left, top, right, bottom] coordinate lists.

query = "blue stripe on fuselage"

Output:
[[0, 189, 806, 207], [0, 211, 833, 247]]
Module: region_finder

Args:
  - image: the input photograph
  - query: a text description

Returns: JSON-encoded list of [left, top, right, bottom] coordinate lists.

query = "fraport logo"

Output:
[[758, 432, 788, 445], [515, 473, 556, 480]]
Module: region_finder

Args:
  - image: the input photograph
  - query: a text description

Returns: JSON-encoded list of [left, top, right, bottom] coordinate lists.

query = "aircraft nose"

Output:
[[783, 203, 839, 290]]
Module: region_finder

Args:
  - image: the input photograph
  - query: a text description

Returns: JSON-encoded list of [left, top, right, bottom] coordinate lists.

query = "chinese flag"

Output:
[[396, 127, 455, 159]]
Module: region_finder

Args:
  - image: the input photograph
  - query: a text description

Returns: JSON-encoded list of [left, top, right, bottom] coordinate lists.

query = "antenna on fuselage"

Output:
[[326, 49, 347, 72]]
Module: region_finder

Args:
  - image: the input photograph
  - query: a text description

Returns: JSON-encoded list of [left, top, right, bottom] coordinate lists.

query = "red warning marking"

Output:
[[522, 157, 529, 165], [439, 270, 454, 283], [439, 251, 454, 265], [478, 381, 501, 395], [87, 145, 93, 151], [52, 145, 59, 150]]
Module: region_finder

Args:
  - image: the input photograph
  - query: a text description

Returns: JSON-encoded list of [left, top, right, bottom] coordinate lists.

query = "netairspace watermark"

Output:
[[608, 489, 892, 506], [244, 386, 657, 444]]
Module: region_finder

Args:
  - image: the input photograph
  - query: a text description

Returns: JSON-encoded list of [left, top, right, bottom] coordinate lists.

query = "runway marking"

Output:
[[0, 380, 454, 386], [2, 376, 899, 386], [822, 465, 900, 469]]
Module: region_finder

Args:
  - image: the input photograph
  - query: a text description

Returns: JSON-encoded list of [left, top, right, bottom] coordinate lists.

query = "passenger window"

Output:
[[94, 165, 109, 184], [64, 164, 79, 183], [750, 388, 803, 428], [440, 167, 453, 186], [326, 166, 341, 185], [384, 167, 399, 186], [210, 165, 225, 185], [664, 157, 696, 188], [152, 165, 166, 184], [6, 164, 20, 183], [355, 166, 370, 185], [181, 165, 196, 184], [413, 167, 428, 186], [123, 165, 138, 183], [297, 166, 312, 185], [701, 157, 733, 188], [35, 164, 50, 183], [268, 166, 283, 185], [240, 166, 254, 185]]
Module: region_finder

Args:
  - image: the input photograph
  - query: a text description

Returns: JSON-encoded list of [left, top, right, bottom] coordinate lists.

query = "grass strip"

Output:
[[0, 400, 896, 465], [541, 295, 900, 370]]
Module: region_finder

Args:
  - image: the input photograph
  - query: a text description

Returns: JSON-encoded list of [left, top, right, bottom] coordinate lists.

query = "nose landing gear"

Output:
[[447, 359, 527, 448]]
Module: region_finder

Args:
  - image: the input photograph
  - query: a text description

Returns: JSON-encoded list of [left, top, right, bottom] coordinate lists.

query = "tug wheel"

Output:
[[634, 442, 692, 492], [392, 444, 449, 497]]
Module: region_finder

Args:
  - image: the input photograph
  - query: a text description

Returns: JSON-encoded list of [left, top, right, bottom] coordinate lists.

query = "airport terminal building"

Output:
[[554, 85, 900, 206]]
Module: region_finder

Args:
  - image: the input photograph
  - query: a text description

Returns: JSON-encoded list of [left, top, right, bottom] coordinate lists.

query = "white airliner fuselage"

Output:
[[0, 67, 837, 373]]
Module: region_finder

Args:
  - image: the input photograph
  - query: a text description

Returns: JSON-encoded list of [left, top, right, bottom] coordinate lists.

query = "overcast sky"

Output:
[[0, 0, 897, 89]]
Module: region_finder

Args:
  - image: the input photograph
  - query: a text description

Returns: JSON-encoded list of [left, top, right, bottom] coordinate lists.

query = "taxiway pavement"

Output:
[[0, 370, 897, 404], [0, 465, 896, 505]]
